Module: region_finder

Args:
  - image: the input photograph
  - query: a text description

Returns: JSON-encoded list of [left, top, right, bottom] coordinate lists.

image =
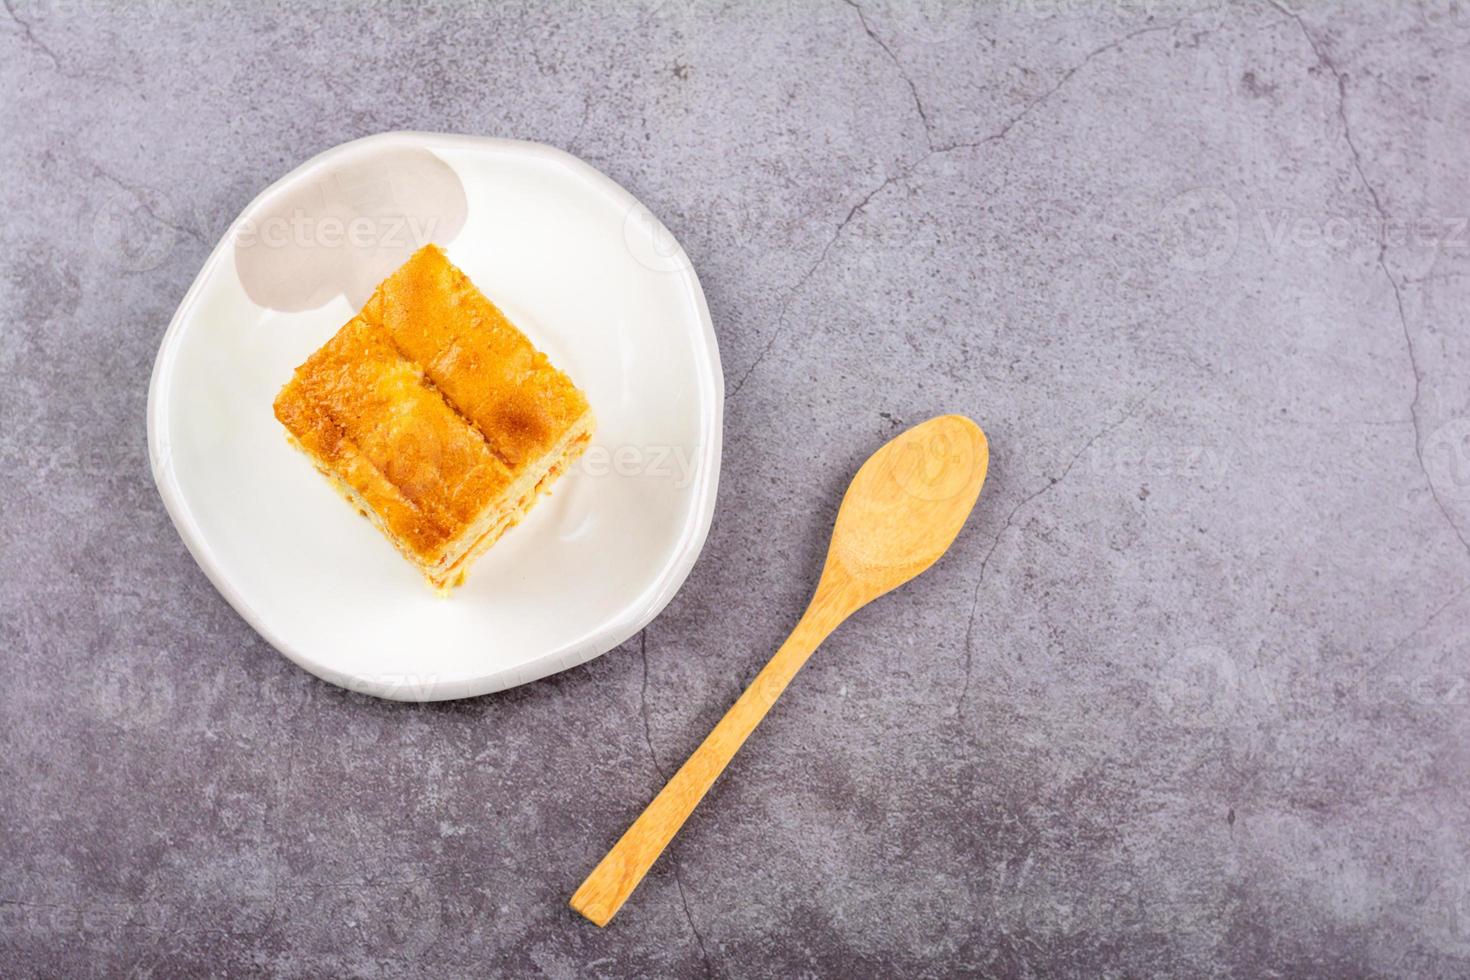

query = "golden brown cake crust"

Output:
[[362, 245, 591, 471], [273, 244, 593, 585]]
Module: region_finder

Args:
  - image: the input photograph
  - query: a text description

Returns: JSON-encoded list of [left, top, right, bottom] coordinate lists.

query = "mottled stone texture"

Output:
[[3, 0, 1469, 976]]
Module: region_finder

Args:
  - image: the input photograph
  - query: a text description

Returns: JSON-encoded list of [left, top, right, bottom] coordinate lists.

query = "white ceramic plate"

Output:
[[148, 132, 722, 701]]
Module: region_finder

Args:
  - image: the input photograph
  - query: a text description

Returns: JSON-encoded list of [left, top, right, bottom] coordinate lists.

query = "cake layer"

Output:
[[273, 244, 594, 588], [430, 419, 594, 589]]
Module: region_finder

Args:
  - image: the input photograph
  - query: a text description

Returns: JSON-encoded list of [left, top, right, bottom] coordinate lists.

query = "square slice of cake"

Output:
[[273, 244, 594, 589]]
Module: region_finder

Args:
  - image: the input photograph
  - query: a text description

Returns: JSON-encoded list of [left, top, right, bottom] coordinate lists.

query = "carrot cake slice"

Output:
[[273, 244, 594, 589]]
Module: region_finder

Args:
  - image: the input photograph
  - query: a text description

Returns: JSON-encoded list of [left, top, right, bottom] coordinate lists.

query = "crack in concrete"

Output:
[[569, 92, 594, 152], [728, 19, 1184, 401], [843, 0, 935, 150], [3, 0, 123, 84], [2, 0, 61, 72], [1270, 0, 1470, 561], [956, 381, 1163, 714], [933, 22, 1181, 156], [1364, 581, 1470, 678], [638, 631, 660, 774], [726, 170, 907, 400], [639, 630, 714, 978], [91, 163, 207, 245]]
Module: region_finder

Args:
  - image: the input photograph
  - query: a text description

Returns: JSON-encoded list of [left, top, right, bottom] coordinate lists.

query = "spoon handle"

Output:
[[570, 571, 855, 926]]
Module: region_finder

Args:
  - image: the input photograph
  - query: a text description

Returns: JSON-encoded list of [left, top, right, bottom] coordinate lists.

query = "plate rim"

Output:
[[146, 130, 724, 701]]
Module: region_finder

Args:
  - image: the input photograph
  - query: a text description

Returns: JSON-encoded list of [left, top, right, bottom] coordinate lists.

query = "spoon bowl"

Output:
[[826, 414, 989, 603]]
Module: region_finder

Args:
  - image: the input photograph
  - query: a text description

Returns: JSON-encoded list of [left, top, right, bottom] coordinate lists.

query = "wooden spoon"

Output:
[[570, 414, 989, 926]]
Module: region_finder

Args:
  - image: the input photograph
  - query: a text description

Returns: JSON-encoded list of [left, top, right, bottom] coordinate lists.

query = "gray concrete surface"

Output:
[[4, 0, 1470, 976]]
